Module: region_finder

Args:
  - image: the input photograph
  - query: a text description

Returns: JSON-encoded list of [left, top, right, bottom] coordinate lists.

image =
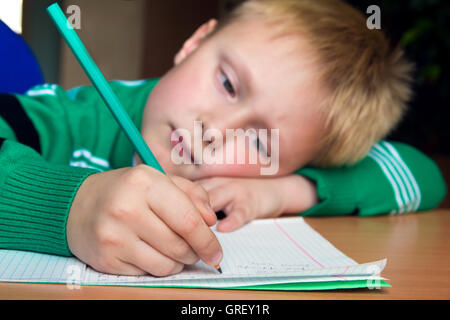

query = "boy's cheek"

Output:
[[152, 65, 204, 114], [195, 145, 283, 178]]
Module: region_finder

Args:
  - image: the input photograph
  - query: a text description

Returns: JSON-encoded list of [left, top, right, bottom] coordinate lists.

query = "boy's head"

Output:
[[138, 0, 413, 180]]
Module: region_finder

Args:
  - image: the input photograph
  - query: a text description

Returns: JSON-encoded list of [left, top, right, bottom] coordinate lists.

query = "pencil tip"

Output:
[[216, 265, 222, 274]]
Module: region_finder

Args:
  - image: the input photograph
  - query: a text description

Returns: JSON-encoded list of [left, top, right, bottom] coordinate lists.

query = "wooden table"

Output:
[[1, 209, 449, 300]]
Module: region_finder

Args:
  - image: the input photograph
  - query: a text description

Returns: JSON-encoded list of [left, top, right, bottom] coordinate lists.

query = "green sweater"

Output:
[[0, 79, 447, 257]]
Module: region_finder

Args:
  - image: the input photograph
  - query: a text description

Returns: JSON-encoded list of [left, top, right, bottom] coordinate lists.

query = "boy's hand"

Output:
[[67, 165, 222, 276], [197, 175, 318, 232]]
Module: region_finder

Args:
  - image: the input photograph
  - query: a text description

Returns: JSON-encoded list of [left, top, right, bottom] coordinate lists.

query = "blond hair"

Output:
[[222, 0, 413, 167]]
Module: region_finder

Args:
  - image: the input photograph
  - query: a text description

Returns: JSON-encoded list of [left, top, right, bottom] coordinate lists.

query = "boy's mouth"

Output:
[[169, 124, 195, 164]]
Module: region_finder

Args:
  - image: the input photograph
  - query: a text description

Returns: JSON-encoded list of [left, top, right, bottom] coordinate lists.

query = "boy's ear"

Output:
[[174, 19, 218, 65]]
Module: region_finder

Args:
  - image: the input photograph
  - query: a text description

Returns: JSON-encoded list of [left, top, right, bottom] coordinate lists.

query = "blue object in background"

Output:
[[0, 19, 44, 94]]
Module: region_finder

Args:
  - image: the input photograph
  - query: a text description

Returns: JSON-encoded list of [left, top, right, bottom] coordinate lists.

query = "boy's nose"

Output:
[[198, 108, 252, 137]]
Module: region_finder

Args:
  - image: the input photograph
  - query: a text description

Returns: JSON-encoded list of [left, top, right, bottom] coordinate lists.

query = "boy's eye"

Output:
[[220, 70, 236, 97], [252, 133, 268, 157]]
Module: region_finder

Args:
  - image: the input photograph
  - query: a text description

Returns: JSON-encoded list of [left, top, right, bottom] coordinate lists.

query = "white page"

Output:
[[0, 217, 386, 287]]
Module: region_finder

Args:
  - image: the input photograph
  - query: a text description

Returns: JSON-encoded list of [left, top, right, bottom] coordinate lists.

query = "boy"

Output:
[[0, 0, 446, 276]]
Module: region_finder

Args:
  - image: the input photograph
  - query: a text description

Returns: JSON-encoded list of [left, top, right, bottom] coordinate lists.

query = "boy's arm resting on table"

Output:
[[296, 141, 447, 217], [197, 141, 446, 231]]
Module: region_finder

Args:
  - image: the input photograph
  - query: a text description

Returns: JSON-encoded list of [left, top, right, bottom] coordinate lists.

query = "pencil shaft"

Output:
[[47, 3, 165, 174]]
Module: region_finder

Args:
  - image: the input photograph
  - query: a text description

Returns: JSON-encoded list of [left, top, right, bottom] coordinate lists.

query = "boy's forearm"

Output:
[[294, 141, 447, 217], [278, 174, 318, 215]]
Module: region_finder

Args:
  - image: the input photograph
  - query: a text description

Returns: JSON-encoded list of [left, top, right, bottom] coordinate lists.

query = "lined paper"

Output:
[[0, 217, 387, 288]]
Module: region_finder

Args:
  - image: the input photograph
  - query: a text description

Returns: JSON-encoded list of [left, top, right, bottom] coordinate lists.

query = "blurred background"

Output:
[[345, 0, 450, 207], [1, 0, 237, 87], [0, 0, 448, 205]]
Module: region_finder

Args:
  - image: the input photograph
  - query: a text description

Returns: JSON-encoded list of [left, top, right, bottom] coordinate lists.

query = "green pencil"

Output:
[[47, 3, 222, 274], [46, 2, 164, 174]]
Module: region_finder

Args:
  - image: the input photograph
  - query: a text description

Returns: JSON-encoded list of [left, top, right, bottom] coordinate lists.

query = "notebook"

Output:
[[0, 217, 389, 291]]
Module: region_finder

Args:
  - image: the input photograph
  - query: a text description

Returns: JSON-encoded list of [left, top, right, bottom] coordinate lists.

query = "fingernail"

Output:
[[204, 202, 215, 215], [211, 251, 222, 265], [220, 218, 233, 229]]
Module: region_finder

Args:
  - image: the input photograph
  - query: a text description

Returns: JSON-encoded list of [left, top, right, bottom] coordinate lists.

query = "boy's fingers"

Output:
[[196, 177, 228, 191], [91, 253, 147, 276], [135, 208, 199, 265], [125, 239, 184, 277], [116, 259, 147, 276], [189, 181, 218, 226], [207, 185, 235, 212], [217, 207, 249, 233], [147, 180, 223, 267], [170, 176, 217, 226], [170, 175, 209, 203], [190, 198, 217, 227]]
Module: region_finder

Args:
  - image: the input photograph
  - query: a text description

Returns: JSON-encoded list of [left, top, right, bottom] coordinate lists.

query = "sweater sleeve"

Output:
[[0, 80, 157, 256], [0, 93, 98, 256], [0, 139, 97, 256], [296, 141, 447, 217]]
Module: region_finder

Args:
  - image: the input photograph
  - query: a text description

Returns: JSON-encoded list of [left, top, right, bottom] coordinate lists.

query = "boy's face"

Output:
[[138, 17, 327, 180]]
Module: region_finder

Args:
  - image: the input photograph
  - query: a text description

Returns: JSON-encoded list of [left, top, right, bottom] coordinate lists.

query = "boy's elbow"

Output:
[[418, 156, 447, 211], [386, 142, 447, 213]]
